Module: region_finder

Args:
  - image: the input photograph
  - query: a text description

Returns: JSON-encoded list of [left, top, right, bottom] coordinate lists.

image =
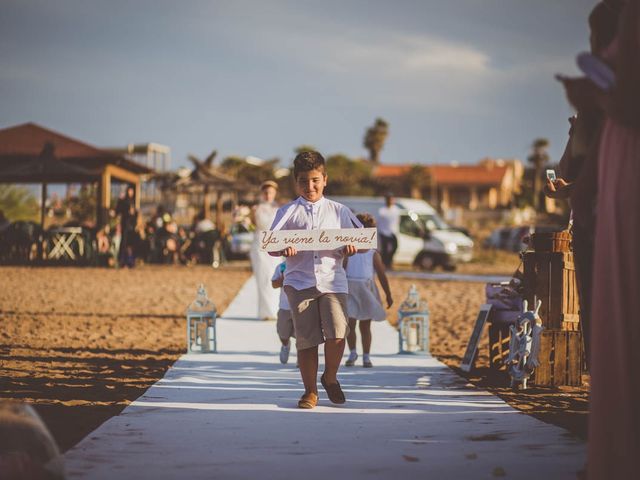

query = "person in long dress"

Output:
[[250, 180, 282, 321], [560, 2, 640, 476]]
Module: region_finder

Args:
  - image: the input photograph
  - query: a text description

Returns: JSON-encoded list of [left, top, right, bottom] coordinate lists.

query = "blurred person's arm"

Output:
[[373, 251, 393, 308], [544, 178, 573, 199]]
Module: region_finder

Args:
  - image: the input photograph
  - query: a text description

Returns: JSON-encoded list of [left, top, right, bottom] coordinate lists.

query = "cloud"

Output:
[[211, 11, 495, 111], [313, 33, 491, 77]]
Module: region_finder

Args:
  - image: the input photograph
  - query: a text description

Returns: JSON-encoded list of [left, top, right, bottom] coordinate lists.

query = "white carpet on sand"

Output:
[[65, 275, 585, 480]]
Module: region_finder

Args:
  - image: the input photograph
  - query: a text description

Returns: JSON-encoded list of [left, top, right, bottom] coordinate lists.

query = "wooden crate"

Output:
[[488, 323, 511, 371], [533, 330, 583, 387], [489, 325, 582, 386], [523, 251, 580, 331]]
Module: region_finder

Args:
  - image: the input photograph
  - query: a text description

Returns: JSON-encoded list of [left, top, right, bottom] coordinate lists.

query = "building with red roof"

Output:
[[0, 122, 153, 226], [373, 158, 523, 211]]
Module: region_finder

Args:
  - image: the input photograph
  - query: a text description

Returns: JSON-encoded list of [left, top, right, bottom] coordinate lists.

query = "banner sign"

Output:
[[259, 228, 377, 252]]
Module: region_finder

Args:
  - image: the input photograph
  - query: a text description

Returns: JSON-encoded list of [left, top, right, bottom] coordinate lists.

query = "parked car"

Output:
[[483, 227, 512, 250], [484, 224, 565, 253], [329, 196, 474, 271], [506, 225, 533, 252], [224, 222, 253, 259]]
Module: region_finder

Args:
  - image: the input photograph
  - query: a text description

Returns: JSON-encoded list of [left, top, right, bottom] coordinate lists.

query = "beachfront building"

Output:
[[107, 143, 171, 207], [0, 122, 153, 228], [373, 158, 523, 212]]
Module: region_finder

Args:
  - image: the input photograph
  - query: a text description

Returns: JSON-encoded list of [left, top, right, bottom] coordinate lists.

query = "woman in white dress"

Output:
[[250, 180, 282, 320]]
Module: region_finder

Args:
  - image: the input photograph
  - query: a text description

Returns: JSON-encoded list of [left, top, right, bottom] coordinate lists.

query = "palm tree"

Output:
[[363, 118, 389, 163], [219, 155, 280, 187], [527, 138, 550, 211], [186, 149, 236, 221]]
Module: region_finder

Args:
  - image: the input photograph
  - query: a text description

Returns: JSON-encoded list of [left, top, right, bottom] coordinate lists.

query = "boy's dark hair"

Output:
[[589, 1, 620, 52], [356, 212, 376, 228], [293, 151, 325, 179]]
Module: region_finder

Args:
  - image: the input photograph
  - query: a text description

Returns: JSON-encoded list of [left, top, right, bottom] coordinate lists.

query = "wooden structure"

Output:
[[523, 251, 580, 331], [107, 143, 171, 204], [0, 123, 153, 227], [156, 152, 249, 229], [490, 327, 582, 386], [489, 246, 583, 386], [532, 330, 582, 386]]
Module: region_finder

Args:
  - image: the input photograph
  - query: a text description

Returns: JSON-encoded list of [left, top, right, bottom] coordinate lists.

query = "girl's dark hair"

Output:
[[356, 212, 376, 228], [293, 151, 325, 179], [589, 1, 620, 52]]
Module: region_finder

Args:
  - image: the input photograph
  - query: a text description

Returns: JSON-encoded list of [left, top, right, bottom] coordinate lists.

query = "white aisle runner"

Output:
[[65, 276, 585, 479]]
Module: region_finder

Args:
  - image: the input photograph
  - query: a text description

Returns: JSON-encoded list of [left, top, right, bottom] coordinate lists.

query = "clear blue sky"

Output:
[[1, 0, 593, 169]]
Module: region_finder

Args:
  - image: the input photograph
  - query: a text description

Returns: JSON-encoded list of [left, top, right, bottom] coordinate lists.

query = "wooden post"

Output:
[[469, 186, 478, 211], [215, 190, 224, 233], [135, 181, 141, 210], [40, 183, 47, 230], [440, 187, 449, 212], [203, 185, 210, 219], [99, 170, 111, 227], [38, 182, 47, 260]]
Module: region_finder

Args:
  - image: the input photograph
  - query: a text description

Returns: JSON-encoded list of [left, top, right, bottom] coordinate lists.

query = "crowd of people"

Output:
[[93, 186, 227, 268]]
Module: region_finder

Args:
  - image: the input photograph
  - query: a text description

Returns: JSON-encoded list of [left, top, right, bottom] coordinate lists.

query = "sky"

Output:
[[1, 0, 594, 170]]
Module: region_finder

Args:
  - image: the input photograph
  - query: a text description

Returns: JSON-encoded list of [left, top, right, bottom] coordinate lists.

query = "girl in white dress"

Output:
[[249, 180, 281, 320], [344, 213, 393, 367]]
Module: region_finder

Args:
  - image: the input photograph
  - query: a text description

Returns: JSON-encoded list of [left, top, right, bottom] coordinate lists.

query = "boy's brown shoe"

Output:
[[297, 392, 318, 409], [321, 373, 346, 404]]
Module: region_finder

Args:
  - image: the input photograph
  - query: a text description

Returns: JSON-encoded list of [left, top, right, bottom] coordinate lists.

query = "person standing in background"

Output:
[[559, 1, 640, 477], [545, 0, 620, 367], [250, 180, 281, 321], [115, 186, 137, 268], [377, 193, 400, 269]]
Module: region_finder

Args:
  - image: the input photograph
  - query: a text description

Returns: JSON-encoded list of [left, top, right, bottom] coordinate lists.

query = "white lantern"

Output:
[[186, 284, 217, 353], [397, 284, 430, 354]]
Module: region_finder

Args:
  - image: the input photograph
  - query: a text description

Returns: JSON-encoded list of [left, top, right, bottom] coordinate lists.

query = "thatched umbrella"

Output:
[[158, 150, 250, 229]]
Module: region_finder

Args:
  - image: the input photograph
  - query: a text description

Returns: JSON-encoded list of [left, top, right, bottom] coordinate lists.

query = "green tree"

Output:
[[325, 154, 374, 196], [293, 145, 318, 156], [363, 118, 389, 163], [527, 138, 550, 211], [0, 184, 40, 221], [405, 164, 431, 199], [64, 184, 97, 224]]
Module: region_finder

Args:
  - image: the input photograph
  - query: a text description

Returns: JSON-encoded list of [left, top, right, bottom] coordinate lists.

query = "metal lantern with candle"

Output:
[[397, 284, 430, 354], [186, 284, 217, 353]]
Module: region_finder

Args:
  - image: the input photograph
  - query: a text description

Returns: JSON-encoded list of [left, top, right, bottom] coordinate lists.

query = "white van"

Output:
[[329, 196, 474, 270]]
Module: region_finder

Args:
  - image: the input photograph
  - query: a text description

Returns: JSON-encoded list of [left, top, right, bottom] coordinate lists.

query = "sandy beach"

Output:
[[0, 262, 587, 453]]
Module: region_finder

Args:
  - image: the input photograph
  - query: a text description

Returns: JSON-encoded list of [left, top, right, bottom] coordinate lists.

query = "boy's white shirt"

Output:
[[269, 196, 363, 294]]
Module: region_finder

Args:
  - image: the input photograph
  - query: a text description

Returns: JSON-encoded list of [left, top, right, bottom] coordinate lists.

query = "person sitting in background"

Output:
[[95, 225, 111, 267], [0, 401, 65, 480]]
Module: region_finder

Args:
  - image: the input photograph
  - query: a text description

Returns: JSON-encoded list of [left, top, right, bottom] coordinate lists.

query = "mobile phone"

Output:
[[546, 169, 556, 181]]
